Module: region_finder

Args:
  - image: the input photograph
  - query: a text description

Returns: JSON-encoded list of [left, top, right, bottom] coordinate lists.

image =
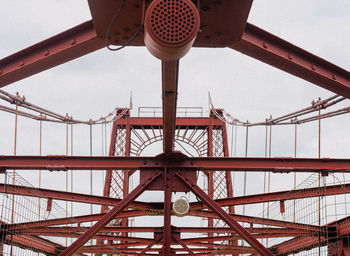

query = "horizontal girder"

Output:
[[1, 155, 350, 172]]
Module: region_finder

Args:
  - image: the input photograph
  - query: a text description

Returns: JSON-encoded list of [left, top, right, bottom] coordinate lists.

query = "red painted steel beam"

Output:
[[79, 242, 149, 253], [0, 20, 104, 87], [58, 171, 161, 256], [332, 216, 350, 236], [20, 226, 161, 234], [189, 210, 320, 231], [271, 235, 327, 255], [0, 183, 151, 210], [172, 235, 196, 256], [2, 155, 350, 172], [176, 172, 273, 256], [163, 169, 172, 254], [15, 232, 153, 243], [139, 236, 162, 256], [7, 211, 146, 231], [3, 234, 72, 256], [162, 60, 179, 153], [230, 23, 350, 98], [115, 117, 225, 128], [18, 226, 251, 235], [191, 182, 350, 209]]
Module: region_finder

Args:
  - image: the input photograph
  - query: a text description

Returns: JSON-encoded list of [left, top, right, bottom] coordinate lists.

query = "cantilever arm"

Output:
[[230, 23, 350, 98], [0, 20, 104, 87], [162, 60, 179, 153]]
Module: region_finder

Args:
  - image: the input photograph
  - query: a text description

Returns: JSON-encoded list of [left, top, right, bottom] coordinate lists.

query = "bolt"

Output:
[[44, 50, 50, 56], [185, 177, 189, 181], [20, 60, 25, 67], [332, 74, 337, 80], [288, 54, 293, 60], [190, 161, 194, 165], [311, 65, 316, 71], [143, 160, 147, 165], [70, 39, 76, 45], [263, 42, 268, 49]]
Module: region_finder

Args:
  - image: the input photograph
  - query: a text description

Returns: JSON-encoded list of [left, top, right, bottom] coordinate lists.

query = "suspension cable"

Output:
[[65, 122, 68, 247], [89, 123, 93, 233], [266, 124, 272, 247], [38, 118, 42, 221], [242, 126, 249, 217], [70, 124, 74, 218], [10, 98, 18, 256]]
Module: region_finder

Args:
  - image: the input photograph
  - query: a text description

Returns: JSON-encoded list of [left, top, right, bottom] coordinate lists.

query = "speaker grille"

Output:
[[149, 0, 198, 44]]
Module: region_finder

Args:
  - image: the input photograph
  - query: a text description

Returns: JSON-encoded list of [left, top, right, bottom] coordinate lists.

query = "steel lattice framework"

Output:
[[0, 1, 350, 256]]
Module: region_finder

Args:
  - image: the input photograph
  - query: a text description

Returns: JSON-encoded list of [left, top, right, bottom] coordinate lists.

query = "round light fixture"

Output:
[[173, 197, 190, 217]]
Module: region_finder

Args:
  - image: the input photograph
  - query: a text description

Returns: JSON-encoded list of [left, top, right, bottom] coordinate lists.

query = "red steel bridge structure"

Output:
[[0, 0, 350, 255]]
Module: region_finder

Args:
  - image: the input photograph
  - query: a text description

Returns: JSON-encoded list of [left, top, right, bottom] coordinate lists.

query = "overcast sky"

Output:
[[0, 0, 350, 240]]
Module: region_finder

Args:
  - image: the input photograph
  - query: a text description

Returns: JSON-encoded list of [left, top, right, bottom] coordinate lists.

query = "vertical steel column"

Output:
[[222, 123, 234, 213], [101, 120, 118, 206], [210, 110, 234, 233], [99, 109, 130, 255], [163, 168, 172, 255], [207, 115, 214, 231], [121, 118, 131, 231], [162, 60, 179, 153]]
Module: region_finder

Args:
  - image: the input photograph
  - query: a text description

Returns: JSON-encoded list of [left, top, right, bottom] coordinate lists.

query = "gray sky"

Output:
[[0, 0, 350, 245]]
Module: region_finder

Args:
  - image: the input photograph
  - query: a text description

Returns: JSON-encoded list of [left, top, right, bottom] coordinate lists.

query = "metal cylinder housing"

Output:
[[144, 0, 200, 61]]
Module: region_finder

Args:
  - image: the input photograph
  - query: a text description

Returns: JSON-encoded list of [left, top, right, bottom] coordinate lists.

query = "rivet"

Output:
[[149, 177, 152, 180], [155, 162, 159, 165], [20, 61, 25, 67], [0, 70, 3, 75], [190, 161, 194, 165], [44, 50, 50, 56], [70, 39, 76, 45], [332, 75, 337, 80], [263, 42, 268, 49], [311, 65, 316, 71], [288, 54, 293, 60], [143, 160, 147, 165]]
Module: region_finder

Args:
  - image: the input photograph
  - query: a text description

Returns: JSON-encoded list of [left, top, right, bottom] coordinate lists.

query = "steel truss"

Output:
[[0, 1, 350, 255]]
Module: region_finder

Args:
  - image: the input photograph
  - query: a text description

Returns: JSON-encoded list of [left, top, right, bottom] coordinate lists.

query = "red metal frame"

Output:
[[0, 1, 349, 255]]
